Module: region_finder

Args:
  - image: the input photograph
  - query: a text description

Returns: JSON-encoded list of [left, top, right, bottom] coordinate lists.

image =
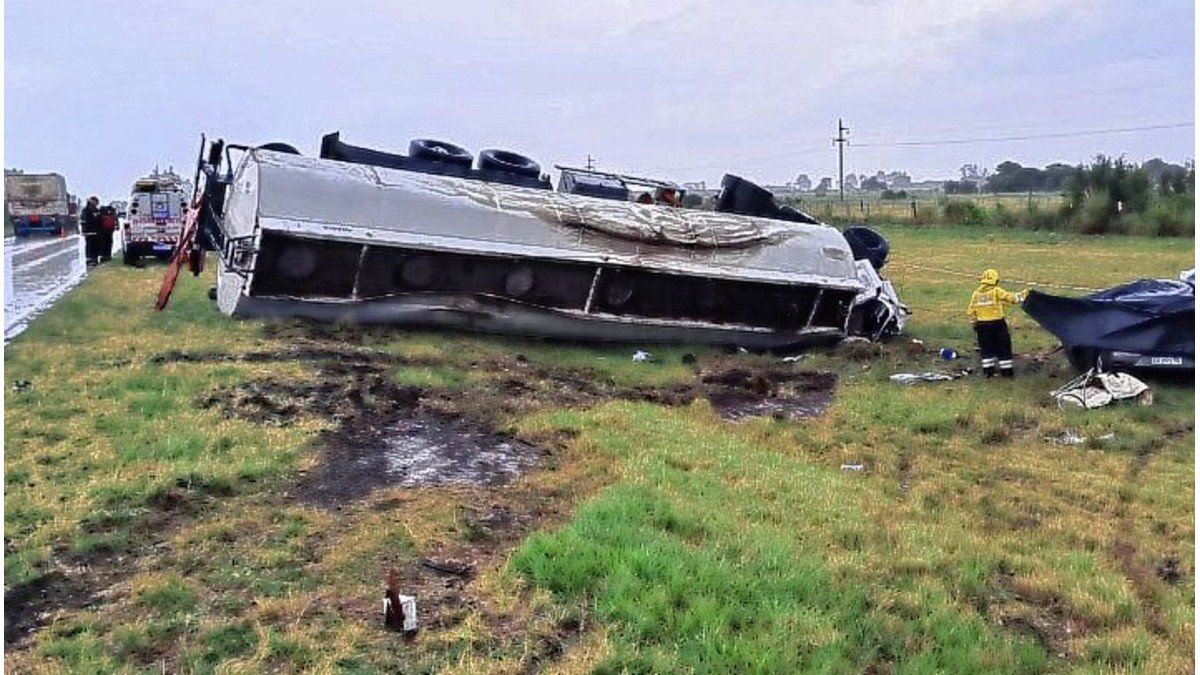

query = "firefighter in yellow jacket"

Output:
[[967, 269, 1029, 377]]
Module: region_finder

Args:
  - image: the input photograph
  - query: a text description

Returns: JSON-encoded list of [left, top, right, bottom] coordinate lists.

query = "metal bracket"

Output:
[[221, 234, 257, 278]]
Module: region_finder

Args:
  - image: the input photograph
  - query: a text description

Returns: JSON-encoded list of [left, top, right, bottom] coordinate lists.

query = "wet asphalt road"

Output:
[[4, 234, 91, 340]]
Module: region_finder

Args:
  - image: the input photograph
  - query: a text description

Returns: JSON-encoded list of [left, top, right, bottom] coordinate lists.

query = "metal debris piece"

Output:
[[889, 371, 957, 385], [419, 557, 472, 577]]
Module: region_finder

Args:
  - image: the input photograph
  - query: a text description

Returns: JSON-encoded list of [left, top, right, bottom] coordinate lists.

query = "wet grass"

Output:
[[4, 228, 1195, 673]]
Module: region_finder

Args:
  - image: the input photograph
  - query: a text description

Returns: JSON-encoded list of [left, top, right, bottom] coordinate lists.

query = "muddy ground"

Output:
[[188, 340, 839, 649], [7, 339, 836, 653], [185, 344, 838, 505]]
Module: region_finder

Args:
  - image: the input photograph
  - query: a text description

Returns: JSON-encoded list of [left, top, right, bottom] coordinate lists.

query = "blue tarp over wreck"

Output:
[[1023, 274, 1195, 358]]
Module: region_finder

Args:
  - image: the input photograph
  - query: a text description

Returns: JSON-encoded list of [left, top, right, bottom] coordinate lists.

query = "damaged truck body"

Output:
[[177, 134, 906, 349]]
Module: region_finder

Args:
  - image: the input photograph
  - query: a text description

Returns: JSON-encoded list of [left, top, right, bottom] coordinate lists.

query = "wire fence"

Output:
[[779, 192, 1067, 223]]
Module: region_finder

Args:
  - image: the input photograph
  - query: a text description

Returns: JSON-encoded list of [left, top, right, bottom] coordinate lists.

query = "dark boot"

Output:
[[982, 366, 995, 378], [1000, 368, 1014, 378]]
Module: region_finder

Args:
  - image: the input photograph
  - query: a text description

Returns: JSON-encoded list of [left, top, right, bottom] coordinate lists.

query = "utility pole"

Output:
[[586, 154, 595, 171], [833, 118, 849, 202]]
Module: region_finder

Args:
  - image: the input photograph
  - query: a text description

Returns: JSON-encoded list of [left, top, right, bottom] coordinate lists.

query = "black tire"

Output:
[[478, 149, 541, 178], [409, 139, 473, 168], [843, 227, 890, 270], [715, 174, 776, 218], [777, 205, 820, 224], [1066, 347, 1107, 372], [258, 142, 300, 155]]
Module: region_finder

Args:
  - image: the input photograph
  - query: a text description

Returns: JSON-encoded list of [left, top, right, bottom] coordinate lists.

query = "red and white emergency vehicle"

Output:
[[123, 168, 190, 265]]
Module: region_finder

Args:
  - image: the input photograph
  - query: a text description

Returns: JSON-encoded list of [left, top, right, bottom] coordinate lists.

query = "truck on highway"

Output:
[[123, 167, 190, 265], [5, 171, 75, 237]]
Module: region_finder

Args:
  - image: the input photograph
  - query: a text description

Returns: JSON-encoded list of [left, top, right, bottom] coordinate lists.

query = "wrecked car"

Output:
[[170, 133, 906, 349], [1024, 270, 1194, 372]]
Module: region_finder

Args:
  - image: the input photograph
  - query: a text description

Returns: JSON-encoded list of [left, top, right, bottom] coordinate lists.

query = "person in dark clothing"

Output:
[[80, 196, 101, 265], [98, 205, 117, 262]]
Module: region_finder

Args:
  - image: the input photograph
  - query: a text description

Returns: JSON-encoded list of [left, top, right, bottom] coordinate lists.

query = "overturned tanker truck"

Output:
[[163, 134, 906, 349]]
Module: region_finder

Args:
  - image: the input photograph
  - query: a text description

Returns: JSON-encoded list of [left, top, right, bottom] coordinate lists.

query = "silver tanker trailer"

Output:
[[174, 134, 906, 349]]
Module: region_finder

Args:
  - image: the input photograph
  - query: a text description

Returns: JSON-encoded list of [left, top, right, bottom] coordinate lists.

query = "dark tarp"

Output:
[[1023, 277, 1195, 357]]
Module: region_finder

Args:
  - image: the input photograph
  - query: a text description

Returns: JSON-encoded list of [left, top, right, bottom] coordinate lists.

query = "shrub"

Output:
[[941, 199, 988, 226], [1068, 190, 1117, 235]]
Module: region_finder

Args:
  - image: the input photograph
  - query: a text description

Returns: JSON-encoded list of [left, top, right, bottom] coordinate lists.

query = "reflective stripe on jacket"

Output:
[[967, 284, 1024, 322]]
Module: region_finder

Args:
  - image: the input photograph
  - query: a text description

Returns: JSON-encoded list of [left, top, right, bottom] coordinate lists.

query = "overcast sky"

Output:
[[5, 0, 1195, 200]]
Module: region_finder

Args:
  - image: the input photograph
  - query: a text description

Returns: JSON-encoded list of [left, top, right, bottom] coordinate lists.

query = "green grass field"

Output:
[[4, 226, 1194, 673]]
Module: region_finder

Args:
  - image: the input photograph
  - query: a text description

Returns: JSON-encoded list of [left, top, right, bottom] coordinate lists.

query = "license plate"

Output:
[[1149, 356, 1183, 366], [152, 244, 173, 252]]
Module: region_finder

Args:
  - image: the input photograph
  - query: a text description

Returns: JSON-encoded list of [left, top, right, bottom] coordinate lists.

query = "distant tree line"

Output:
[[942, 157, 1194, 196]]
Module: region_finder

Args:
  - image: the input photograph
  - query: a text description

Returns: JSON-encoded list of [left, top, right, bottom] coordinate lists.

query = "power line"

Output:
[[853, 121, 1194, 148], [622, 119, 1195, 177]]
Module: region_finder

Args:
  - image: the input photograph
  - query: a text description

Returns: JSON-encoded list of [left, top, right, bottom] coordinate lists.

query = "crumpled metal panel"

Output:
[[238, 150, 861, 290]]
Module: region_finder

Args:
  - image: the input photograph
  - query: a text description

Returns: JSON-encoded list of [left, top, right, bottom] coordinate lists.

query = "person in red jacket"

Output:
[[98, 205, 118, 263]]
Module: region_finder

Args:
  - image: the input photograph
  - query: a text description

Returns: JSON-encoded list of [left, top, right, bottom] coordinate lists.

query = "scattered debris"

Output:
[[632, 350, 655, 363], [681, 352, 697, 365], [1052, 369, 1152, 410], [419, 558, 473, 577], [1155, 556, 1183, 585], [906, 339, 925, 356], [1044, 431, 1114, 446], [889, 371, 962, 385], [1045, 431, 1086, 445], [939, 348, 959, 360], [840, 463, 864, 471], [781, 354, 806, 363], [11, 380, 32, 392]]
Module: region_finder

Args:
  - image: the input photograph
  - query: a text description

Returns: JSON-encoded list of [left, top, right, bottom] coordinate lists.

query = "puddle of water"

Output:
[[297, 413, 543, 506], [382, 417, 542, 487]]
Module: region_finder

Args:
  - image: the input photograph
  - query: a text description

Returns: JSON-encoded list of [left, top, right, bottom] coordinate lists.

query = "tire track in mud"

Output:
[[1107, 421, 1192, 641]]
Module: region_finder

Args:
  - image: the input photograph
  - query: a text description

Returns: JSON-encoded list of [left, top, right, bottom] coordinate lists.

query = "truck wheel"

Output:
[[1066, 347, 1102, 372], [478, 149, 541, 178], [257, 142, 300, 154], [123, 245, 139, 266], [409, 139, 473, 168]]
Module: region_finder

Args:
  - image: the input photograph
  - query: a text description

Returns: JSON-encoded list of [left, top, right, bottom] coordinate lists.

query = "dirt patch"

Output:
[[698, 367, 837, 421], [1155, 556, 1183, 585], [1111, 538, 1169, 636], [296, 414, 545, 506], [195, 348, 837, 508], [994, 576, 1094, 659], [4, 570, 101, 647]]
